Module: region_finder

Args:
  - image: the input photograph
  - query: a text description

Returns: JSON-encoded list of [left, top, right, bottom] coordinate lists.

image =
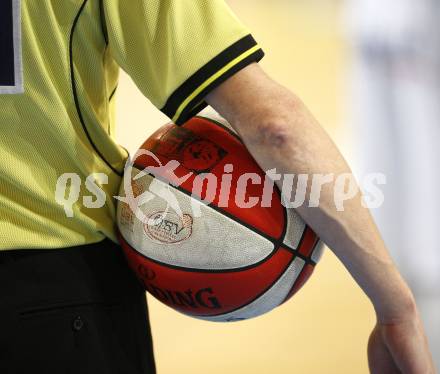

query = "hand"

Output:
[[368, 312, 436, 374]]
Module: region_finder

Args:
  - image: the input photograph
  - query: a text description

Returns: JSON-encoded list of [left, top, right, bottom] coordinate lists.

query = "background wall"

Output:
[[115, 1, 379, 373]]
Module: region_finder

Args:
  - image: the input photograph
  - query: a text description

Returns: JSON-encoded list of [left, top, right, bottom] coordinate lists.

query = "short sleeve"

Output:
[[103, 0, 264, 125]]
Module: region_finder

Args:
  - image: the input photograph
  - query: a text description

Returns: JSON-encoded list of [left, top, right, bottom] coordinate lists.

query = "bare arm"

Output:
[[206, 63, 434, 374]]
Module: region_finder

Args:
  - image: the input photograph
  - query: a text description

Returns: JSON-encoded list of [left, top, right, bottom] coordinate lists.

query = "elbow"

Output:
[[244, 96, 302, 149], [252, 119, 293, 148]]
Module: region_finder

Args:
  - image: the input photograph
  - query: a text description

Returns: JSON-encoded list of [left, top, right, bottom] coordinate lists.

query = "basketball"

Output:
[[116, 115, 324, 322]]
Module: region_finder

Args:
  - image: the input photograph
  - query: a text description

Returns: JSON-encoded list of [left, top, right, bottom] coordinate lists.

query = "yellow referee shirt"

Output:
[[0, 0, 264, 250]]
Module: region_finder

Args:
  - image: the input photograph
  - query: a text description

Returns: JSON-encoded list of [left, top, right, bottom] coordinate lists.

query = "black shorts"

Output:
[[0, 239, 156, 374]]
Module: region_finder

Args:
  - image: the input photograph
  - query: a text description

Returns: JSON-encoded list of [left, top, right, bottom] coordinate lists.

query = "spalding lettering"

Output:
[[195, 287, 221, 309], [144, 283, 222, 310]]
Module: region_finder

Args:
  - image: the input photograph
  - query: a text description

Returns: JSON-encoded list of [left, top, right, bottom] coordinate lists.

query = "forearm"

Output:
[[206, 64, 416, 321]]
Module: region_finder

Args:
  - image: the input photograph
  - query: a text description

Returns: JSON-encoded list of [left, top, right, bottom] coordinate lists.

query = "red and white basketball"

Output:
[[116, 115, 323, 322]]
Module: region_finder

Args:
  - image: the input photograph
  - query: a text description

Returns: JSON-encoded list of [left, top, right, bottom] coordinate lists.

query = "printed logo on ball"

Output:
[[182, 139, 226, 173], [144, 210, 193, 244], [153, 126, 227, 173]]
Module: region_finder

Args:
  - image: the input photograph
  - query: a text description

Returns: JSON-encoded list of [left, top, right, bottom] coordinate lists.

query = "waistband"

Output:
[[0, 239, 143, 310], [0, 240, 116, 264]]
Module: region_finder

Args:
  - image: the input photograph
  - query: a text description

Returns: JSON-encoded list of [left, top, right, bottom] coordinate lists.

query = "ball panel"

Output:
[[297, 227, 319, 258], [311, 241, 325, 263], [196, 111, 239, 137], [120, 236, 295, 318], [281, 264, 315, 304], [283, 208, 306, 250], [117, 172, 275, 270], [199, 255, 306, 322]]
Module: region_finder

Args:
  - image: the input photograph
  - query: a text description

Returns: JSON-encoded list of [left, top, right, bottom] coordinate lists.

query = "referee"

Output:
[[0, 0, 434, 373]]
